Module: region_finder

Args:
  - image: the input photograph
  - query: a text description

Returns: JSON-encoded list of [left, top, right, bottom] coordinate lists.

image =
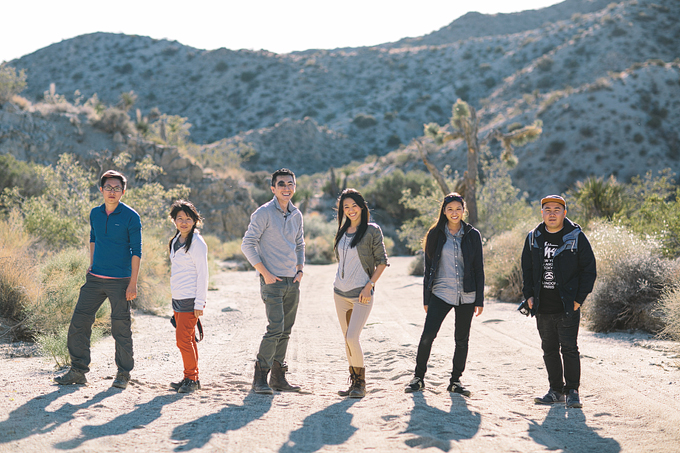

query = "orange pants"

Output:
[[175, 311, 199, 381]]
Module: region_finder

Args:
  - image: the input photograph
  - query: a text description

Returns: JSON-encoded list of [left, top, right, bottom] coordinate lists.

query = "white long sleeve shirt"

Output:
[[170, 233, 209, 310]]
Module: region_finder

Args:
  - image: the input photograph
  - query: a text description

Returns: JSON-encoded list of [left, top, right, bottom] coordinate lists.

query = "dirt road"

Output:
[[1, 256, 679, 452]]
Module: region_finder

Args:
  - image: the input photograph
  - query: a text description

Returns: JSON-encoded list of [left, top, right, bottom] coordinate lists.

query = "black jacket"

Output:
[[423, 221, 485, 307], [521, 218, 597, 315]]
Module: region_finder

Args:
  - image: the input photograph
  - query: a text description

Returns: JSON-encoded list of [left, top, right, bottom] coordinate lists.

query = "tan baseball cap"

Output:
[[541, 195, 566, 208]]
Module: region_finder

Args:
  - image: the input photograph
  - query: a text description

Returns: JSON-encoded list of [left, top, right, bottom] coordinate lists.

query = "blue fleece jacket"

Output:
[[89, 202, 142, 278]]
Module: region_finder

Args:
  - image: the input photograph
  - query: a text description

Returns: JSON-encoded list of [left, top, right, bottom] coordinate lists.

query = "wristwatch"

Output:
[[369, 281, 375, 289]]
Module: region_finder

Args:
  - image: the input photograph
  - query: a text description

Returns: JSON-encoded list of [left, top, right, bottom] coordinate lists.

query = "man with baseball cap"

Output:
[[521, 195, 596, 408]]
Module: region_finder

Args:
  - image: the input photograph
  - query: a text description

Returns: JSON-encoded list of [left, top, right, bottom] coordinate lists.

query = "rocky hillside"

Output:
[[0, 102, 256, 239], [6, 0, 680, 197]]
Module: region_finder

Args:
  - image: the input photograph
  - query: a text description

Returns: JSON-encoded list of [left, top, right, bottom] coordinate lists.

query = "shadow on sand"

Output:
[[402, 391, 481, 451], [278, 398, 359, 453], [0, 385, 113, 444], [169, 391, 273, 451], [528, 403, 621, 452], [54, 393, 179, 450]]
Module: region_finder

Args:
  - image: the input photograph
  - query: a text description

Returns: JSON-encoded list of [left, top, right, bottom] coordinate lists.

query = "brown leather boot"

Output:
[[269, 360, 301, 392], [338, 366, 355, 396], [252, 362, 273, 394], [348, 367, 366, 398]]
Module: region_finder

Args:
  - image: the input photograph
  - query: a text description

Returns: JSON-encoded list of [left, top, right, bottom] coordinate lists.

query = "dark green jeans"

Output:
[[67, 273, 134, 377], [256, 276, 300, 370]]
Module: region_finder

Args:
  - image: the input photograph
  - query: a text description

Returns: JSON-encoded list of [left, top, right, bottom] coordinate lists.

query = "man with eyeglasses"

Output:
[[55, 170, 142, 390], [242, 168, 305, 394]]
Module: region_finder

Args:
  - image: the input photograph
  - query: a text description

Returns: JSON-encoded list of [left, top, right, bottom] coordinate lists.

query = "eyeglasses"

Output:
[[103, 185, 123, 193], [276, 181, 296, 188]]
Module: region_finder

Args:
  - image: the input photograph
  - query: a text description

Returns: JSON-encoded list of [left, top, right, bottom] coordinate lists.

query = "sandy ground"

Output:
[[1, 256, 680, 453]]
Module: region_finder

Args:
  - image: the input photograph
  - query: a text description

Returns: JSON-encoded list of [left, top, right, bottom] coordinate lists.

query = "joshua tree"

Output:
[[424, 99, 542, 224]]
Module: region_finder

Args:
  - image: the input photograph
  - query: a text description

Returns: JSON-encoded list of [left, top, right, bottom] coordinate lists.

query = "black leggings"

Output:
[[415, 294, 476, 382]]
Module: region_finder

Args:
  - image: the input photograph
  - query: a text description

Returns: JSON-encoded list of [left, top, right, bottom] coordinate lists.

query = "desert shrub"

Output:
[[240, 71, 258, 82], [304, 212, 336, 265], [123, 182, 190, 231], [352, 113, 378, 129], [37, 325, 104, 369], [0, 64, 27, 105], [484, 220, 534, 303], [408, 251, 424, 276], [658, 284, 680, 341], [34, 248, 105, 334], [0, 212, 41, 339], [363, 170, 435, 226], [93, 107, 134, 135], [617, 170, 680, 258], [0, 154, 47, 200], [397, 185, 441, 253], [135, 227, 172, 313], [567, 175, 624, 226], [477, 160, 533, 237], [3, 154, 94, 247], [585, 221, 676, 332], [536, 56, 554, 72]]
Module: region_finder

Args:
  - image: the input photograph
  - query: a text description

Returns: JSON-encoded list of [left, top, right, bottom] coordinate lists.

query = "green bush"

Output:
[[352, 113, 378, 129], [93, 107, 135, 135], [363, 170, 436, 227], [0, 64, 27, 105], [303, 212, 336, 265], [477, 161, 534, 238], [0, 154, 46, 200]]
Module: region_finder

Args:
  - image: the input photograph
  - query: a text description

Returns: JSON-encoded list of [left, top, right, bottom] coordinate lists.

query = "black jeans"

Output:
[[67, 273, 133, 377], [415, 295, 476, 382], [536, 310, 581, 392]]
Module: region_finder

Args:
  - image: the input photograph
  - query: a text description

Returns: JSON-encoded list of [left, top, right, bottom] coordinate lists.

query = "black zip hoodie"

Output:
[[521, 218, 597, 315]]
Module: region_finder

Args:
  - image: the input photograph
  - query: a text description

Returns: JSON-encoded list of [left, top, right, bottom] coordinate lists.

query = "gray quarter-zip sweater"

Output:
[[241, 197, 305, 277]]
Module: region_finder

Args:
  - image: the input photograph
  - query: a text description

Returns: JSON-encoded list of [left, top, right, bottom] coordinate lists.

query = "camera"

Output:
[[517, 299, 531, 316]]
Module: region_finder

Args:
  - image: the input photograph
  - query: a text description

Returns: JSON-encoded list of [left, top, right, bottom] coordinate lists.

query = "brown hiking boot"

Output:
[[252, 362, 273, 394], [338, 366, 355, 397], [54, 368, 87, 385], [348, 367, 366, 398], [269, 360, 301, 392]]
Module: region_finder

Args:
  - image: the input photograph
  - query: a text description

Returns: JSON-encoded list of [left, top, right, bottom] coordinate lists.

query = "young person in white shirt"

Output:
[[168, 200, 208, 393]]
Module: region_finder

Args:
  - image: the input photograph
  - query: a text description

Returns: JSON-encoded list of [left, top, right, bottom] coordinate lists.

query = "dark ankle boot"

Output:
[[252, 362, 273, 394], [338, 366, 354, 397], [269, 360, 301, 392], [348, 367, 366, 398]]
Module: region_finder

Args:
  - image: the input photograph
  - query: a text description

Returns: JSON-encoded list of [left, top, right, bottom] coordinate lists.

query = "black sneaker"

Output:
[[534, 389, 565, 405], [171, 378, 202, 391], [178, 378, 200, 393], [112, 373, 130, 389], [54, 368, 87, 385], [566, 389, 582, 408], [447, 381, 471, 396], [405, 376, 424, 393]]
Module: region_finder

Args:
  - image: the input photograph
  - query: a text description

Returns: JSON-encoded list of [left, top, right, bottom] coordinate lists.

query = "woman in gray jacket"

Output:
[[333, 189, 389, 398]]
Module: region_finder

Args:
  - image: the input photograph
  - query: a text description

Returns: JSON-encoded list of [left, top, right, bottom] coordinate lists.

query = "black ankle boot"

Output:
[[269, 360, 301, 392], [252, 362, 273, 394]]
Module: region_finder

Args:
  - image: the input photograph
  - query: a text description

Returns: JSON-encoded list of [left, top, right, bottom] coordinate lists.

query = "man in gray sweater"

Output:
[[241, 168, 305, 394]]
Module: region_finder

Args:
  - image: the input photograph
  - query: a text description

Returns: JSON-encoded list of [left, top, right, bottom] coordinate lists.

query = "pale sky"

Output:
[[1, 0, 563, 63]]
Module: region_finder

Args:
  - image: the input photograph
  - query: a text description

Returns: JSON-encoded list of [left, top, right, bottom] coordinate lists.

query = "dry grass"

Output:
[[484, 220, 533, 303], [585, 220, 678, 332], [0, 211, 41, 340]]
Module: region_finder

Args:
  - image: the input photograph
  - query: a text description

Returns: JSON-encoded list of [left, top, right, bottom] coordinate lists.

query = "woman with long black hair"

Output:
[[405, 192, 484, 396], [333, 189, 389, 398], [168, 200, 208, 393]]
